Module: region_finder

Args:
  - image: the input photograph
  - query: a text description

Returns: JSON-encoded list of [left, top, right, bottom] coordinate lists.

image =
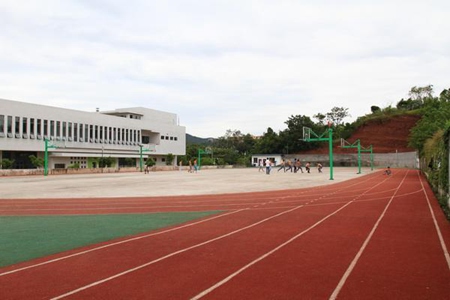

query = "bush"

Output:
[[68, 163, 80, 169], [29, 155, 44, 169], [145, 158, 156, 167], [0, 159, 15, 169], [200, 157, 215, 165]]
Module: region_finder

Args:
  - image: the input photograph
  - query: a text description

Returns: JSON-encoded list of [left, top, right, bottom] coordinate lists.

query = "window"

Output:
[[15, 116, 20, 137], [161, 135, 165, 140], [22, 117, 28, 136], [44, 120, 49, 138], [7, 116, 13, 137], [0, 115, 4, 137], [50, 120, 55, 138], [62, 122, 67, 140], [30, 118, 35, 138], [56, 121, 61, 140], [73, 123, 77, 141], [79, 123, 83, 141], [37, 119, 42, 138], [89, 125, 93, 142]]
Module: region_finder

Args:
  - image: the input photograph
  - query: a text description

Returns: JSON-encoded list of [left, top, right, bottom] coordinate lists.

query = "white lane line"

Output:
[[50, 205, 307, 300], [0, 209, 243, 277], [191, 201, 354, 300], [329, 170, 409, 300], [418, 172, 450, 270], [191, 171, 391, 299]]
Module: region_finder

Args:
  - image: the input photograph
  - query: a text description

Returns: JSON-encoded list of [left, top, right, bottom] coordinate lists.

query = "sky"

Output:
[[1, 0, 449, 138]]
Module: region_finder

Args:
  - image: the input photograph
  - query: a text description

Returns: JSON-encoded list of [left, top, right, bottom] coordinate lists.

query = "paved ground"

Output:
[[0, 167, 376, 199]]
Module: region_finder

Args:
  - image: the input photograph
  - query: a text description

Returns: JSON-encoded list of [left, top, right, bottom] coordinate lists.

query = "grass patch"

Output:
[[0, 211, 222, 268]]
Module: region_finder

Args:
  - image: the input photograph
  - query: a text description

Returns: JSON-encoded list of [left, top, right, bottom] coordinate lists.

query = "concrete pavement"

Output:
[[0, 167, 376, 199]]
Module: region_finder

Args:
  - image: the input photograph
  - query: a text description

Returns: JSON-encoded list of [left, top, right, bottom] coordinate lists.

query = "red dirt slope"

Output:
[[302, 114, 421, 154]]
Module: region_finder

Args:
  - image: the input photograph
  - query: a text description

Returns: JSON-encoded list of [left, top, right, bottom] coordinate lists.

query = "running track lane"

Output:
[[0, 169, 449, 299]]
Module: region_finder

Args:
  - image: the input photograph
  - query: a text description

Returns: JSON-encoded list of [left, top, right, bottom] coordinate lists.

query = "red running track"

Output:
[[0, 169, 449, 299]]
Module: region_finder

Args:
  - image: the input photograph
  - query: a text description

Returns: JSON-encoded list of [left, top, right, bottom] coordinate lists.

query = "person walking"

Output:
[[194, 159, 198, 173], [296, 159, 304, 173], [305, 162, 311, 173], [188, 160, 193, 173], [265, 158, 272, 175], [317, 162, 323, 173], [277, 159, 286, 172], [258, 159, 265, 172], [285, 159, 293, 172]]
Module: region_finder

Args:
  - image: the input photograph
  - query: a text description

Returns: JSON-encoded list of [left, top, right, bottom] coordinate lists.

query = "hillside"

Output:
[[302, 114, 421, 154], [186, 133, 215, 145]]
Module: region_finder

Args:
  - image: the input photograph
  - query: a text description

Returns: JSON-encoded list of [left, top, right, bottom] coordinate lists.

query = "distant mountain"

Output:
[[186, 133, 215, 145]]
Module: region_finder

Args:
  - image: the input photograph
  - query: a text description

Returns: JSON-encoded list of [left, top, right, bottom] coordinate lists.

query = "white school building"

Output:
[[0, 98, 186, 170]]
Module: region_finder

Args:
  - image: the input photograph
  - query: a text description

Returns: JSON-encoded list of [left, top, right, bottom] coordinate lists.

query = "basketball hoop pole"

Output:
[[340, 139, 362, 174], [139, 145, 150, 172], [341, 139, 373, 173], [44, 139, 57, 176], [361, 145, 374, 171], [303, 127, 334, 180]]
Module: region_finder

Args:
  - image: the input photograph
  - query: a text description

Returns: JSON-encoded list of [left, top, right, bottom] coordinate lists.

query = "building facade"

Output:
[[0, 98, 186, 170]]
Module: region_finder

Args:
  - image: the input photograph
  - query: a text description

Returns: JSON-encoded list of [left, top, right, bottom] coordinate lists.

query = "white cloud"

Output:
[[0, 0, 449, 137]]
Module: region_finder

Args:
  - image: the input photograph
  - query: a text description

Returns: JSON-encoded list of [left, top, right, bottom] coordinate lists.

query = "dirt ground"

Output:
[[303, 114, 421, 154]]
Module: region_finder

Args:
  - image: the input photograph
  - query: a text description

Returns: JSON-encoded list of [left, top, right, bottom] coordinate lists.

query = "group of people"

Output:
[[186, 159, 198, 173], [258, 158, 323, 175]]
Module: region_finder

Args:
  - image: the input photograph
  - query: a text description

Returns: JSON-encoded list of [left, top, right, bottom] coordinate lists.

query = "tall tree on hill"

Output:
[[409, 89, 450, 154], [254, 127, 282, 154], [409, 85, 434, 101], [326, 107, 350, 126], [280, 115, 319, 153]]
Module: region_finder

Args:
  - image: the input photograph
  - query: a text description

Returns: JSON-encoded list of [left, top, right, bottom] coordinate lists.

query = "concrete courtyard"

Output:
[[0, 167, 376, 199]]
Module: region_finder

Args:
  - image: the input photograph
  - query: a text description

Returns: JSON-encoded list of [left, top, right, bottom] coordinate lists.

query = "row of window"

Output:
[[161, 135, 178, 141], [0, 114, 179, 145]]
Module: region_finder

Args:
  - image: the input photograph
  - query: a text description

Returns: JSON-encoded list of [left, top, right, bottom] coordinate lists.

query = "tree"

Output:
[[326, 107, 350, 126], [370, 106, 381, 113], [439, 88, 450, 102], [313, 113, 326, 125], [165, 153, 174, 166], [254, 127, 282, 154], [409, 85, 434, 101], [409, 93, 450, 154], [98, 156, 114, 168], [280, 115, 319, 153], [29, 155, 44, 169]]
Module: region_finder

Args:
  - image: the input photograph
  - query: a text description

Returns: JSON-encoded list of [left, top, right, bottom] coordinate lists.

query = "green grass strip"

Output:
[[0, 211, 222, 268]]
